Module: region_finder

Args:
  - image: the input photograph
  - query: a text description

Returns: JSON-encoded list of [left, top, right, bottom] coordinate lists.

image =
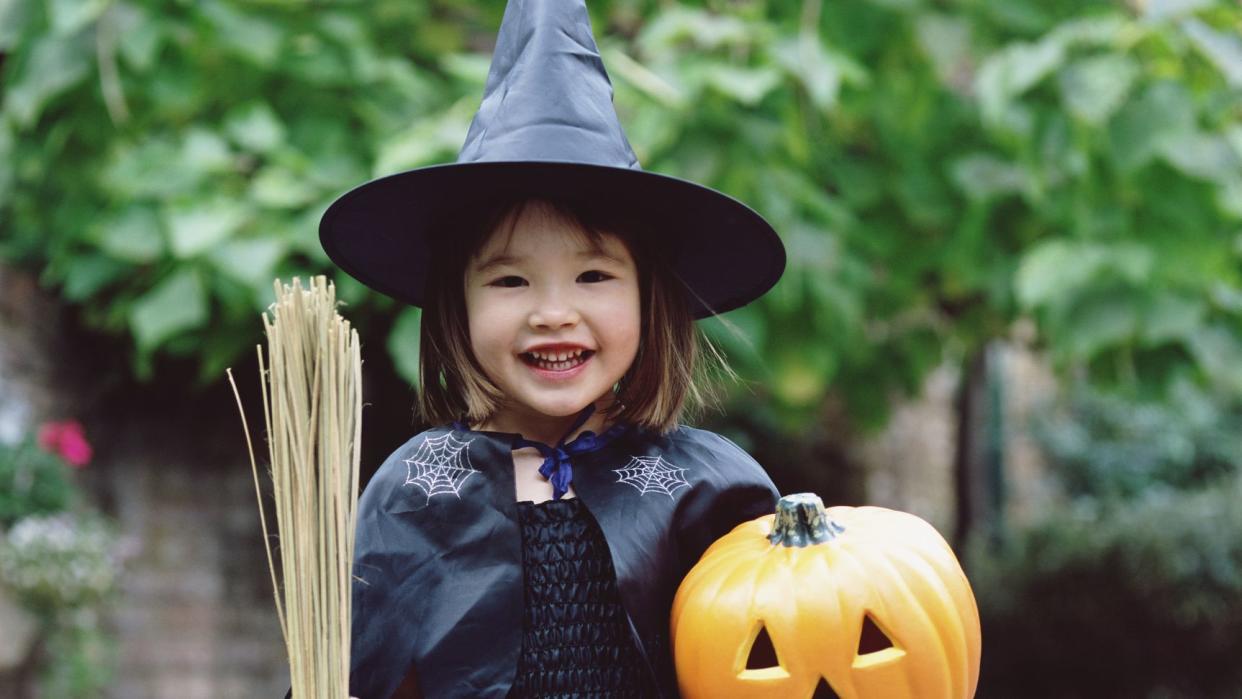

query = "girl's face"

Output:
[[464, 203, 641, 429]]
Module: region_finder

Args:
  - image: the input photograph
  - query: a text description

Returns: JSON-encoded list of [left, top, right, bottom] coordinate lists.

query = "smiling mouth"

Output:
[[520, 348, 596, 372]]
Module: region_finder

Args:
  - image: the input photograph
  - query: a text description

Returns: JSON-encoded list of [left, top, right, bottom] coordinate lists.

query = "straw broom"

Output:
[[227, 276, 362, 698]]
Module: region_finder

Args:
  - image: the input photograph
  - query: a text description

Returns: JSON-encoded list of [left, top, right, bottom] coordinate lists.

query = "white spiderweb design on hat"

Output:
[[613, 455, 691, 498], [403, 433, 479, 500]]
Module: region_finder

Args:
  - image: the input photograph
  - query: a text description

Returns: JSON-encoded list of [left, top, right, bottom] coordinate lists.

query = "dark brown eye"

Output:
[[491, 275, 527, 288], [578, 270, 611, 283]]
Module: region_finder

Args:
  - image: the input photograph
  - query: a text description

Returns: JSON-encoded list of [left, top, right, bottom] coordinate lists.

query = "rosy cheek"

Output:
[[466, 316, 498, 365], [613, 296, 641, 358]]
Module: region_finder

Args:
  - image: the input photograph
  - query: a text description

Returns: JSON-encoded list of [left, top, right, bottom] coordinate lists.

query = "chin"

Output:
[[531, 400, 593, 418]]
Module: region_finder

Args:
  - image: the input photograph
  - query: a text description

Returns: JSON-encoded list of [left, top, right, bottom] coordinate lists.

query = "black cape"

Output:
[[344, 423, 778, 699]]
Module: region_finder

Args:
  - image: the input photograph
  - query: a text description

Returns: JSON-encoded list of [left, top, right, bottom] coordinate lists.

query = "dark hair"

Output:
[[415, 195, 727, 432]]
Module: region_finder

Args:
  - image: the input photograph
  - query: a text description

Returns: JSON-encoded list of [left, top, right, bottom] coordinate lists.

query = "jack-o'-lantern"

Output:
[[671, 493, 981, 699]]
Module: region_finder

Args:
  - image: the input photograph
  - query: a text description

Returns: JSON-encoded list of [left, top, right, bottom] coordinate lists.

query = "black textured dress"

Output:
[[507, 497, 657, 698]]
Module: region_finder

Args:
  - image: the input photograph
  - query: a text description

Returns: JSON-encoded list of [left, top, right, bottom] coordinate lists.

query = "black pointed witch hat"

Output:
[[319, 0, 785, 318]]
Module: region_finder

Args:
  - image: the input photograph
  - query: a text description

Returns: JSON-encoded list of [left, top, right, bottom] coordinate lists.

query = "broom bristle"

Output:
[[229, 275, 362, 698]]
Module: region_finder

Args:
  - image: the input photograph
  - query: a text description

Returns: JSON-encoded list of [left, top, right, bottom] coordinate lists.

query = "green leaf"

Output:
[[3, 34, 90, 127], [1217, 177, 1242, 219], [1187, 325, 1242, 393], [807, 273, 864, 344], [773, 35, 852, 110], [1140, 0, 1214, 21], [387, 306, 422, 387], [179, 128, 233, 174], [1159, 132, 1241, 183], [374, 99, 473, 175], [606, 46, 687, 110], [916, 13, 973, 89], [1182, 18, 1242, 88], [267, 208, 325, 266], [47, 0, 106, 35], [130, 269, 208, 352], [115, 4, 162, 71], [94, 207, 164, 263], [0, 0, 34, 50], [1209, 282, 1242, 314], [440, 53, 492, 87], [638, 8, 754, 55], [56, 255, 128, 302], [1047, 16, 1129, 50], [702, 64, 782, 106], [784, 223, 839, 272], [224, 103, 286, 154], [1110, 244, 1156, 284], [1058, 54, 1139, 125], [285, 45, 352, 87], [1226, 125, 1242, 160], [101, 137, 203, 198], [1038, 113, 1089, 182], [1110, 82, 1197, 172], [199, 2, 284, 65], [951, 153, 1030, 201], [1140, 293, 1205, 346], [1060, 288, 1140, 360], [165, 201, 249, 259], [250, 166, 319, 208], [1015, 241, 1107, 308], [207, 237, 287, 288], [976, 38, 1065, 124]]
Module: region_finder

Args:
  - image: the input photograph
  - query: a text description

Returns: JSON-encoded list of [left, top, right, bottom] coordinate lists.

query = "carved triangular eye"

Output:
[[858, 612, 894, 655], [738, 620, 790, 681], [852, 611, 907, 670], [746, 622, 780, 669], [811, 677, 841, 698]]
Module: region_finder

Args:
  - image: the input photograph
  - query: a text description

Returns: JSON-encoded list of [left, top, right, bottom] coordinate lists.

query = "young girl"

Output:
[[315, 1, 787, 697]]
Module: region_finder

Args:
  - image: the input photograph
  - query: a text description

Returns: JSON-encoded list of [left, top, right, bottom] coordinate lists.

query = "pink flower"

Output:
[[36, 420, 93, 467]]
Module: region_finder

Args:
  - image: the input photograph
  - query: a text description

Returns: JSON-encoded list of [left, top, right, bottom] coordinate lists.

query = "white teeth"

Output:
[[526, 349, 590, 371], [529, 349, 583, 361]]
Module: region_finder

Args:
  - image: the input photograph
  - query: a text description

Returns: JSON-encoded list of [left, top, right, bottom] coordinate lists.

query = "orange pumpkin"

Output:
[[671, 493, 981, 699]]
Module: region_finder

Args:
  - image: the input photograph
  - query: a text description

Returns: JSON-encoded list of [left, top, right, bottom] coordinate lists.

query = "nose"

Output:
[[528, 291, 581, 330]]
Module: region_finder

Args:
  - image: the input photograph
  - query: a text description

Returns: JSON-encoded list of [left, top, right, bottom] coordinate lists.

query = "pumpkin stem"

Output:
[[768, 493, 843, 547]]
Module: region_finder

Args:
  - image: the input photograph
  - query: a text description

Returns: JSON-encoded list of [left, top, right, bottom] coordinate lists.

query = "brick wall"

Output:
[[102, 408, 289, 699]]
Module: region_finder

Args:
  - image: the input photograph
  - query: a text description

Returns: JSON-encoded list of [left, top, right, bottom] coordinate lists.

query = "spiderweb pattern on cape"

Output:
[[613, 455, 691, 498], [403, 433, 479, 500]]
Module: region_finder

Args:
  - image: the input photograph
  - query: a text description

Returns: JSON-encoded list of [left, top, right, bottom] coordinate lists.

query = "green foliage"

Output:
[[1032, 381, 1242, 498], [388, 306, 423, 389], [37, 610, 118, 699], [0, 438, 77, 528], [0, 0, 1240, 431], [969, 478, 1242, 697], [0, 0, 484, 381]]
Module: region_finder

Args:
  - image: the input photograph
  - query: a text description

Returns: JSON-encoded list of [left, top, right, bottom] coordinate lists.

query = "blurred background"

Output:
[[0, 0, 1239, 696]]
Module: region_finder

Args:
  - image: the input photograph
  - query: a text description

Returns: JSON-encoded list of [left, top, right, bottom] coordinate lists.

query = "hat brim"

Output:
[[319, 161, 785, 319]]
